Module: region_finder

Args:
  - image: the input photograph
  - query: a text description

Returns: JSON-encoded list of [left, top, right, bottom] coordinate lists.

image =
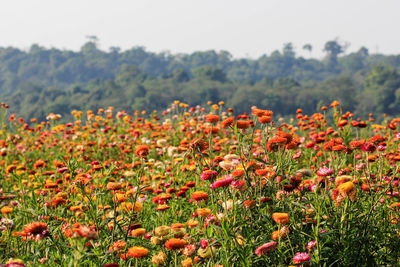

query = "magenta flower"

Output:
[[255, 241, 277, 256]]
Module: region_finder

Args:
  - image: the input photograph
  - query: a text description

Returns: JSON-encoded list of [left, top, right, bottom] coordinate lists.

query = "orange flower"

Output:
[[332, 181, 357, 205], [338, 120, 348, 127], [271, 226, 289, 240], [272, 213, 289, 224], [5, 165, 16, 174], [390, 203, 400, 209], [72, 224, 98, 240], [23, 222, 49, 240], [127, 246, 149, 258], [258, 116, 272, 124], [24, 222, 48, 235], [171, 223, 185, 229], [182, 257, 193, 267], [196, 208, 212, 217], [165, 238, 187, 250], [266, 137, 287, 152], [33, 160, 45, 169], [130, 228, 146, 237], [252, 108, 266, 117], [152, 251, 167, 265], [135, 145, 149, 158], [156, 204, 170, 211], [349, 139, 365, 149], [187, 219, 199, 228], [232, 169, 245, 177], [276, 131, 292, 144], [110, 240, 127, 252], [252, 108, 273, 117], [205, 114, 220, 123], [1, 206, 13, 214], [330, 100, 340, 107], [191, 191, 209, 201], [106, 182, 123, 190], [120, 202, 143, 212], [221, 117, 235, 128], [335, 175, 352, 186], [236, 120, 251, 129], [244, 200, 256, 208], [189, 138, 209, 153]]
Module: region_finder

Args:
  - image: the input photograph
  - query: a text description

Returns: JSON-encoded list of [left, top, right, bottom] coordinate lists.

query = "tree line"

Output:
[[1, 40, 400, 121]]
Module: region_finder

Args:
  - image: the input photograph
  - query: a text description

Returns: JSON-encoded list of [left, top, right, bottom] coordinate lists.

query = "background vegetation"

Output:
[[1, 39, 400, 120]]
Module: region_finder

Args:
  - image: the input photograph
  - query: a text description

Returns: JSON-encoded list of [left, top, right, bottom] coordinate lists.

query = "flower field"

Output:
[[1, 101, 400, 266]]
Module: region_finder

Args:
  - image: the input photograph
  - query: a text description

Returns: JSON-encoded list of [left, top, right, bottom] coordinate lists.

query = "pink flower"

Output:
[[377, 144, 387, 151], [211, 176, 233, 189], [355, 163, 366, 171], [205, 214, 220, 226], [255, 241, 277, 256], [183, 244, 196, 256], [310, 184, 317, 192], [316, 166, 333, 177], [306, 240, 316, 250], [57, 167, 69, 173], [293, 252, 311, 264], [292, 151, 302, 159], [231, 180, 245, 189]]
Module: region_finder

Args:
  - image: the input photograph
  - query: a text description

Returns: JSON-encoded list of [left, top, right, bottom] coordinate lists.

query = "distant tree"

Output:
[[358, 47, 369, 58], [324, 40, 344, 71], [363, 64, 400, 114], [340, 47, 369, 73], [283, 43, 295, 58], [109, 46, 121, 54], [302, 44, 312, 57], [324, 40, 344, 57], [86, 35, 99, 44], [192, 66, 227, 82], [115, 65, 147, 85]]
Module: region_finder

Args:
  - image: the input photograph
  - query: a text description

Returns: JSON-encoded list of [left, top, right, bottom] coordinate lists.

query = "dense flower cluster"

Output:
[[0, 100, 400, 266]]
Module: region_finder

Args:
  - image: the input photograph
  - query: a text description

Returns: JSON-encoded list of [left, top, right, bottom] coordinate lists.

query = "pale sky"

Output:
[[0, 0, 399, 59]]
